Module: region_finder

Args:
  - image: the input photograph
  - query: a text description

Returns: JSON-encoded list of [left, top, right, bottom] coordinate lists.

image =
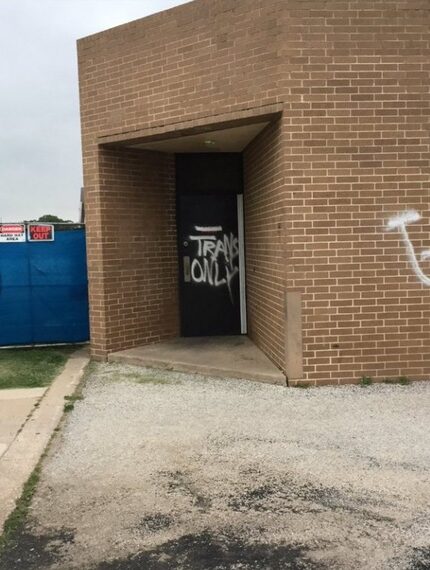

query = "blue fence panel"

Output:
[[0, 241, 32, 345], [0, 228, 90, 346]]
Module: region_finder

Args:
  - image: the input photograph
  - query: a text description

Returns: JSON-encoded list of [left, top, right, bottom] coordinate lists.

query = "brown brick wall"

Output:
[[282, 0, 430, 384], [77, 0, 285, 141], [87, 147, 179, 358], [244, 119, 288, 372], [79, 0, 430, 383]]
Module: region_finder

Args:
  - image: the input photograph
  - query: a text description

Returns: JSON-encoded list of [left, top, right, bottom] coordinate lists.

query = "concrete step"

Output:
[[109, 336, 286, 386]]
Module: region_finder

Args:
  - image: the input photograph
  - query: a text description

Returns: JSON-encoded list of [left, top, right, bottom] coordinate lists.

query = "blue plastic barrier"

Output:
[[0, 228, 90, 346]]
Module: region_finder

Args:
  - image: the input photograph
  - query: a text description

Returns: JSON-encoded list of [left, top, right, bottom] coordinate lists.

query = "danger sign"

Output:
[[0, 224, 26, 243], [28, 224, 54, 242]]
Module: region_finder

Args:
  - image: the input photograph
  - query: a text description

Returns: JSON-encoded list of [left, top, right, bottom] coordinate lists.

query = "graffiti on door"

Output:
[[188, 225, 239, 302], [386, 210, 430, 286]]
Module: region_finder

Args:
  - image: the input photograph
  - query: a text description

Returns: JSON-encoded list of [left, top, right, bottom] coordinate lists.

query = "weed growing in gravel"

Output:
[[63, 391, 85, 413], [383, 376, 411, 386], [359, 376, 373, 387], [64, 394, 84, 402], [398, 376, 411, 385], [292, 382, 312, 389], [136, 375, 179, 385], [117, 371, 181, 385], [0, 465, 40, 555]]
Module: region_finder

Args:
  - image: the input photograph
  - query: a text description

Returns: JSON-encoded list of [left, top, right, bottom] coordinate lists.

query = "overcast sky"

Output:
[[0, 0, 189, 223]]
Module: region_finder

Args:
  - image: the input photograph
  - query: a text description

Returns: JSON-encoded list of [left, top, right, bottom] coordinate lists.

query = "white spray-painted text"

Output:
[[386, 210, 430, 287], [188, 226, 239, 302]]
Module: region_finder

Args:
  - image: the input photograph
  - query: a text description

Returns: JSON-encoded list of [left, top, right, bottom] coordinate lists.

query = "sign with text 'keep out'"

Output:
[[0, 223, 55, 243], [28, 224, 55, 242]]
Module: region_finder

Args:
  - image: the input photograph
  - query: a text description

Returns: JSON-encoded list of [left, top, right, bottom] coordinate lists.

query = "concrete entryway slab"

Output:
[[109, 336, 286, 385]]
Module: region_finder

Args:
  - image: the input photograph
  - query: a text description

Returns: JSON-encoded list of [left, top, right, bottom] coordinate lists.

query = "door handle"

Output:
[[183, 256, 191, 282]]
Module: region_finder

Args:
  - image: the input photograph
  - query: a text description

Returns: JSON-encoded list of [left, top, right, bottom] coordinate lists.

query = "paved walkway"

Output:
[[0, 349, 89, 532], [0, 388, 47, 459]]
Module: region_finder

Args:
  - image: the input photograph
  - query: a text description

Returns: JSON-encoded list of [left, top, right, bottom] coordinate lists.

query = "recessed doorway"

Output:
[[176, 154, 246, 337]]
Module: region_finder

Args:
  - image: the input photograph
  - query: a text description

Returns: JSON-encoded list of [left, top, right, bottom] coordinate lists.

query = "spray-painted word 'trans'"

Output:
[[386, 210, 430, 287], [189, 225, 239, 302]]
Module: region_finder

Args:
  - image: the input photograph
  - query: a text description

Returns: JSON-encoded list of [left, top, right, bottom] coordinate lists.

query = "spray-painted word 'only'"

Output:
[[386, 210, 430, 287], [189, 225, 239, 302]]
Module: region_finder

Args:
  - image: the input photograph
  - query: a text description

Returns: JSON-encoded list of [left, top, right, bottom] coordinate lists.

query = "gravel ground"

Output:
[[1, 363, 429, 570]]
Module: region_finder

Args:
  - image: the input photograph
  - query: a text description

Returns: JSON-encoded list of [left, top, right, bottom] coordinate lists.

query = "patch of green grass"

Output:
[[0, 464, 41, 554], [359, 375, 373, 387], [0, 346, 78, 390]]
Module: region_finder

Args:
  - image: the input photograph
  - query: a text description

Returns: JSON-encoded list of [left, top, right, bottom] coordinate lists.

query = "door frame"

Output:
[[237, 194, 247, 334]]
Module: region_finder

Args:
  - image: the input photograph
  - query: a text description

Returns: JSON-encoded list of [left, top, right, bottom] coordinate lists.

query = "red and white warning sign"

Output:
[[28, 224, 54, 242], [0, 224, 26, 243]]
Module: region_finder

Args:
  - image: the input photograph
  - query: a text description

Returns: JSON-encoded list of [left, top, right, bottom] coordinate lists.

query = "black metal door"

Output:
[[178, 194, 241, 336]]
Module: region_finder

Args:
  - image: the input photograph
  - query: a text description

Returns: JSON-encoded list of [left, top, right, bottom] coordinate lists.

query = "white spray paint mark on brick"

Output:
[[386, 210, 430, 287]]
